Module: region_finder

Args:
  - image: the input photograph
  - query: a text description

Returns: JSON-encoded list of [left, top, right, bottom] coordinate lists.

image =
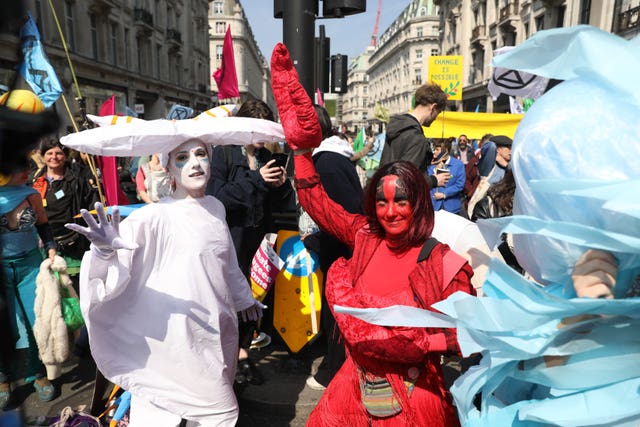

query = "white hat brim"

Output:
[[60, 116, 285, 157]]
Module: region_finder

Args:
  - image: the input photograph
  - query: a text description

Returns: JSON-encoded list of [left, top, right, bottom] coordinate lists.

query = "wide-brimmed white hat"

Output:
[[60, 108, 284, 166]]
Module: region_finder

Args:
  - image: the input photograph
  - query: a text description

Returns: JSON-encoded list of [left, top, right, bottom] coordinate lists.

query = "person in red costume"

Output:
[[270, 43, 476, 427]]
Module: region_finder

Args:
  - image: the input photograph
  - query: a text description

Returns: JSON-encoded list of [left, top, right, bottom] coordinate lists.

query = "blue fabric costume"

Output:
[[0, 185, 46, 380], [336, 25, 640, 427]]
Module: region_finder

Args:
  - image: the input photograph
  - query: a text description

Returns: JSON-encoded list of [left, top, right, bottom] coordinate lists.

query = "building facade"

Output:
[[0, 0, 212, 127], [434, 0, 628, 112], [339, 0, 637, 124], [364, 0, 441, 123], [208, 0, 274, 112], [341, 47, 373, 131]]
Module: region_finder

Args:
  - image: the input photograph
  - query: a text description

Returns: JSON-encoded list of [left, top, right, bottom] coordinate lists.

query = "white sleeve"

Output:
[[222, 227, 257, 312]]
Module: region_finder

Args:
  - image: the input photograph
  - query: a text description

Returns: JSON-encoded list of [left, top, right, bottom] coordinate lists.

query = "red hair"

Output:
[[363, 161, 434, 252]]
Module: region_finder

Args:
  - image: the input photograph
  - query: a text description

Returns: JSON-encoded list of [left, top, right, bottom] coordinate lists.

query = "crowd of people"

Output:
[[1, 24, 638, 427]]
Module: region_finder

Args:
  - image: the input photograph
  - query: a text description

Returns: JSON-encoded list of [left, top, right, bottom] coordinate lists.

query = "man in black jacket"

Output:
[[380, 83, 449, 188]]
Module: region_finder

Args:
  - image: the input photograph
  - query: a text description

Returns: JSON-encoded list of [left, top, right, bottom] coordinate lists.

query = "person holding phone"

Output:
[[206, 99, 295, 389], [427, 138, 466, 215]]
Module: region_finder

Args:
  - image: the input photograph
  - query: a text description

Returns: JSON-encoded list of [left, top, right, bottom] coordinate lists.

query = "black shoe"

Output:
[[237, 359, 264, 385]]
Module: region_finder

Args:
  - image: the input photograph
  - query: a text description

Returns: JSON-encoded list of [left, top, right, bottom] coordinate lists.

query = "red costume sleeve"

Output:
[[294, 152, 367, 251]]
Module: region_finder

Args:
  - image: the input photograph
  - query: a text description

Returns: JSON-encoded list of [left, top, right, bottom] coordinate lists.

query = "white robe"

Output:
[[79, 196, 255, 424]]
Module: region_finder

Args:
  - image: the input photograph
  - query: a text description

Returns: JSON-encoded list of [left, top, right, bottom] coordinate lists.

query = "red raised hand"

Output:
[[271, 43, 322, 151]]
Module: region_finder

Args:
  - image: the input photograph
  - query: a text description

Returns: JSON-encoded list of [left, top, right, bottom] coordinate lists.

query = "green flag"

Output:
[[352, 127, 365, 153]]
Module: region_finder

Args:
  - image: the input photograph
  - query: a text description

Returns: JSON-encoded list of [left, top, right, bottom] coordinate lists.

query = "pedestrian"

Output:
[[61, 114, 285, 426], [206, 98, 295, 388], [31, 138, 99, 263], [427, 138, 466, 215], [1, 166, 57, 409], [135, 153, 172, 203], [271, 43, 475, 427], [380, 83, 450, 189], [303, 104, 364, 391]]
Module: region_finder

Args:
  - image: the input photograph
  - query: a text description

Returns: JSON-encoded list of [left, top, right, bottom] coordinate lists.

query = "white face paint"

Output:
[[167, 139, 210, 199]]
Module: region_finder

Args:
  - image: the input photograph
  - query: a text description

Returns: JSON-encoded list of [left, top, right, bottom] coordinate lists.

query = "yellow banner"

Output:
[[422, 111, 523, 140], [428, 56, 463, 100]]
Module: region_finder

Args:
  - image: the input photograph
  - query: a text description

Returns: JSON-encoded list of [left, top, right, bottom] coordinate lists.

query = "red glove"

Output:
[[271, 43, 322, 151]]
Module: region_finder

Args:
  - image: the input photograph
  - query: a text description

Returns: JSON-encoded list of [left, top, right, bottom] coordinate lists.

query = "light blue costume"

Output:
[[336, 25, 640, 427], [0, 185, 46, 380]]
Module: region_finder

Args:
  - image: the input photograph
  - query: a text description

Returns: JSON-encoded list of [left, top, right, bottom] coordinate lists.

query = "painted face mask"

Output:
[[375, 174, 413, 239], [167, 139, 210, 198]]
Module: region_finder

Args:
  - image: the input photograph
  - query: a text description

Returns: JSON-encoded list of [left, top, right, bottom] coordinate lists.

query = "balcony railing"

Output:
[[500, 1, 519, 21], [498, 1, 520, 29], [617, 5, 640, 32], [89, 0, 117, 14], [134, 7, 153, 37], [134, 8, 153, 27], [167, 29, 182, 43], [471, 24, 486, 43]]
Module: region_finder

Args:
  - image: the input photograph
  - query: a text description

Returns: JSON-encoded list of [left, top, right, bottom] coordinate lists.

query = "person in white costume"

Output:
[[66, 139, 265, 427]]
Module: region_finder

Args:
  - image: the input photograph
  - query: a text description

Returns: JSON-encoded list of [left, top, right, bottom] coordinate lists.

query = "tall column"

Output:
[[282, 0, 316, 97]]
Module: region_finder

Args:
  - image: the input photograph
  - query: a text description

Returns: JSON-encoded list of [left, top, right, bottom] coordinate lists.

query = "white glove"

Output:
[[571, 249, 618, 299], [65, 202, 138, 259], [240, 300, 267, 322]]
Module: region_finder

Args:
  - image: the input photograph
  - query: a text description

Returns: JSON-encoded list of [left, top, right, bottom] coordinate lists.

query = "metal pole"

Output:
[[282, 0, 316, 98]]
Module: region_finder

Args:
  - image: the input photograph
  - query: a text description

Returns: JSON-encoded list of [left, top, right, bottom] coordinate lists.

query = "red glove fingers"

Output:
[[270, 43, 322, 151]]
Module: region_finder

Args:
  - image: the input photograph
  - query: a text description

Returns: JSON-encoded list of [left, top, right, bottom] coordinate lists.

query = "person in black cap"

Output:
[[487, 135, 512, 185]]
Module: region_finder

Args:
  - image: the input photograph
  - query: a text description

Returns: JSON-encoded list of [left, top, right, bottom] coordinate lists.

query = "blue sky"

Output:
[[243, 0, 412, 64]]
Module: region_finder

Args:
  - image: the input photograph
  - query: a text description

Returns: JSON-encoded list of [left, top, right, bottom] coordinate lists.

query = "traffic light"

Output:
[[274, 0, 318, 18], [315, 25, 330, 93], [331, 54, 348, 93], [323, 0, 366, 18]]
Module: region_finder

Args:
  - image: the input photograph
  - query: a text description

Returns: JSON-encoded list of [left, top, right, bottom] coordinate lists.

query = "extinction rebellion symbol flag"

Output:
[[488, 46, 549, 100]]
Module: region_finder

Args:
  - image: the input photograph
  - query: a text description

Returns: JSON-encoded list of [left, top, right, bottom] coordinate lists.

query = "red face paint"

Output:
[[375, 175, 412, 238]]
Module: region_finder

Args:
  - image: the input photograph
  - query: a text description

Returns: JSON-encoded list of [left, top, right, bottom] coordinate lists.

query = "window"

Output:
[[431, 48, 439, 56], [535, 15, 544, 31], [416, 49, 423, 60], [213, 1, 224, 15], [156, 43, 161, 78], [137, 37, 143, 72], [90, 15, 98, 60], [216, 45, 223, 61], [155, 0, 162, 25], [64, 1, 75, 51], [167, 6, 175, 29], [579, 0, 591, 24], [417, 26, 423, 37], [110, 23, 118, 66], [556, 5, 566, 27], [415, 69, 422, 85], [503, 31, 515, 46], [175, 57, 181, 86], [215, 22, 226, 33], [124, 28, 130, 69]]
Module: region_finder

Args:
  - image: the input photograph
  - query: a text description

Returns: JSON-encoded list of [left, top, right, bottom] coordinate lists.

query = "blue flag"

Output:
[[125, 105, 139, 118], [166, 104, 194, 120], [18, 12, 63, 108]]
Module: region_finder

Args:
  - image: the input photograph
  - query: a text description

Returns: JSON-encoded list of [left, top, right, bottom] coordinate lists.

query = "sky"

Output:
[[242, 0, 413, 64]]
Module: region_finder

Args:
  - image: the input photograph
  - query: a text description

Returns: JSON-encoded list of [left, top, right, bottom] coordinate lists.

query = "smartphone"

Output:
[[436, 167, 450, 174], [270, 152, 289, 168]]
